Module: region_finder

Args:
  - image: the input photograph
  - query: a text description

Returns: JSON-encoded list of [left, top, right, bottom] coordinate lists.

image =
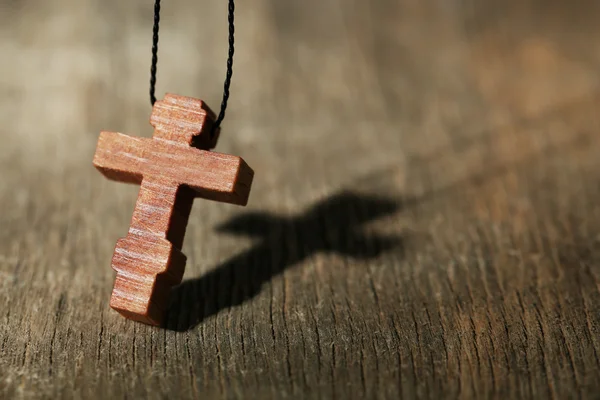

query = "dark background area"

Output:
[[1, 0, 600, 398]]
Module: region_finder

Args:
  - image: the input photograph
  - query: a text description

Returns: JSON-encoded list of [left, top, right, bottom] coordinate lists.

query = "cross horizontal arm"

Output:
[[93, 131, 147, 184], [145, 138, 254, 205], [93, 131, 253, 206]]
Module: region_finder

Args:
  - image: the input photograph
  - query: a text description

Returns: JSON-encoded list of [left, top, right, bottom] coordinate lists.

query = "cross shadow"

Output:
[[163, 93, 600, 332], [164, 192, 404, 331]]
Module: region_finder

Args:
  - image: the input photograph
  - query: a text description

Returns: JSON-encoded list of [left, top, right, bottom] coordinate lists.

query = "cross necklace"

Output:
[[93, 0, 253, 326]]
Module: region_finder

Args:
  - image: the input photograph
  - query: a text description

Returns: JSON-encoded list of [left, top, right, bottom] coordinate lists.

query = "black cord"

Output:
[[149, 0, 161, 106], [149, 0, 235, 138], [213, 0, 235, 137]]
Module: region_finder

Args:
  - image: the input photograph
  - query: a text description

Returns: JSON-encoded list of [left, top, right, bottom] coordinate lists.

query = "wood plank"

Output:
[[1, 0, 600, 398]]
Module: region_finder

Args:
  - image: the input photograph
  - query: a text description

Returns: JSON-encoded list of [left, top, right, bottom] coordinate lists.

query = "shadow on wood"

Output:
[[163, 92, 598, 332], [164, 192, 403, 331]]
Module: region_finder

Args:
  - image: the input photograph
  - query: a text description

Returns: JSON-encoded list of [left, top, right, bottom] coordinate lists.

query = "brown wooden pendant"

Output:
[[93, 94, 254, 326]]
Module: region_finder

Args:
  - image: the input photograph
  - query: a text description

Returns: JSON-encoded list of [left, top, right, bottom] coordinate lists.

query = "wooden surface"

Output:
[[2, 0, 600, 398], [94, 93, 253, 326]]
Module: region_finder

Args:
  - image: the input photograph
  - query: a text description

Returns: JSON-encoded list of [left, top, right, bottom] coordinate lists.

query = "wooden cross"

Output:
[[93, 94, 254, 326]]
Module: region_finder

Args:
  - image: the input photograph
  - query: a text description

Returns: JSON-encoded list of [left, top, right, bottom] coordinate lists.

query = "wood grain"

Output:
[[92, 93, 254, 325], [1, 0, 600, 398]]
